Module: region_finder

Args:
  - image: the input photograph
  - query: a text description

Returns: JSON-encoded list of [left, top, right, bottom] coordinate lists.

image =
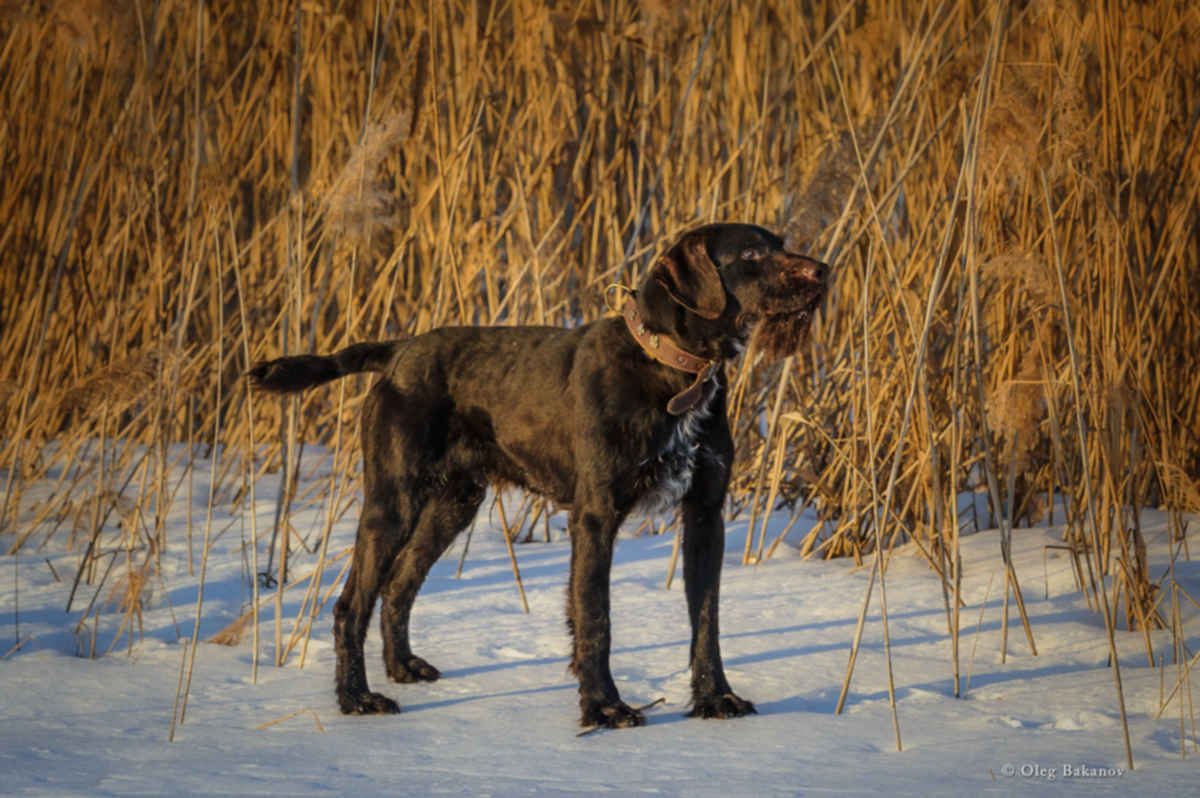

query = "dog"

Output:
[[249, 223, 827, 728]]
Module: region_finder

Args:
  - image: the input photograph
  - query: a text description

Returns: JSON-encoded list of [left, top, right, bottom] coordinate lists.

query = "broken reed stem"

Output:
[[186, 398, 195, 576], [964, 572, 996, 699], [494, 495, 530, 614], [763, 502, 807, 562], [1000, 569, 1010, 664], [949, 416, 962, 696], [664, 519, 683, 590], [211, 549, 354, 647], [67, 446, 155, 616], [946, 283, 969, 697], [255, 708, 325, 733], [3, 634, 31, 660], [88, 404, 109, 596], [455, 518, 476, 578], [72, 551, 118, 640], [174, 256, 227, 733], [272, 397, 296, 666], [745, 357, 794, 565], [835, 552, 877, 715], [10, 537, 15, 650], [296, 375, 350, 670], [857, 232, 901, 751], [1156, 606, 1200, 719], [753, 414, 795, 564], [168, 639, 189, 742], [1002, 431, 1036, 657], [231, 231, 261, 684], [1155, 485, 1198, 754], [1172, 586, 1187, 756], [127, 428, 154, 656]]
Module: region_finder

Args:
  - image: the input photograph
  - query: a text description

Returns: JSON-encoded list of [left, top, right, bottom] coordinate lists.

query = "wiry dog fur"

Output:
[[248, 223, 826, 728]]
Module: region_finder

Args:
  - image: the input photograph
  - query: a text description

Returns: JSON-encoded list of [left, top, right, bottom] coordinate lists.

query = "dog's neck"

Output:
[[621, 295, 720, 415]]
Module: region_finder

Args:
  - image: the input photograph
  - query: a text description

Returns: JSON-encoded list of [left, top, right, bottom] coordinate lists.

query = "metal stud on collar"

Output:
[[620, 293, 713, 377]]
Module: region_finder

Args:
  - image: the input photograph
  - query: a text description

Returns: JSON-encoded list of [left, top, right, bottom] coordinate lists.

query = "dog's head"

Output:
[[637, 223, 827, 362]]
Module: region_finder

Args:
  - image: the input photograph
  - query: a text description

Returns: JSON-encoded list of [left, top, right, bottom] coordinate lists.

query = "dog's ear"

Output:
[[650, 233, 726, 319]]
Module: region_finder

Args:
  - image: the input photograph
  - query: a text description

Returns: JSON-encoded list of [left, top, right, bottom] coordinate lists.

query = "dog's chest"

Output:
[[631, 397, 713, 515]]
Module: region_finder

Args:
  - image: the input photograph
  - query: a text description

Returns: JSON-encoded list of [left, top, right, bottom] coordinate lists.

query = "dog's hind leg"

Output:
[[333, 497, 407, 714], [379, 473, 484, 683], [332, 381, 429, 715]]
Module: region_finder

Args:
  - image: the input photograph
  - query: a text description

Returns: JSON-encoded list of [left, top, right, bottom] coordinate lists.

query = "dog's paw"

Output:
[[688, 691, 756, 719], [337, 690, 401, 715], [389, 655, 440, 683], [580, 699, 647, 729]]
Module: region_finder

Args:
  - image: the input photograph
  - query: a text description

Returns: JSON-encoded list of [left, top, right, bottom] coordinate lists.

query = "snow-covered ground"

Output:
[[2, 452, 1198, 796]]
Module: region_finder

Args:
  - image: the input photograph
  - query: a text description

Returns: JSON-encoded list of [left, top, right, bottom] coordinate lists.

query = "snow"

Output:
[[2, 452, 1198, 796]]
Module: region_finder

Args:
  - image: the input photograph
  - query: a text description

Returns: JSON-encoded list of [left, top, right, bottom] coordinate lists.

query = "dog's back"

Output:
[[250, 321, 611, 505]]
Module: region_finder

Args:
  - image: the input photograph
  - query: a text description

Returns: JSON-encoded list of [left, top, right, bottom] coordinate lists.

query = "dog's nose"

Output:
[[795, 256, 826, 284]]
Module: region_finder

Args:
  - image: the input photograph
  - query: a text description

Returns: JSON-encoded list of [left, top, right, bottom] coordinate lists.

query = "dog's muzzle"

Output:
[[743, 254, 827, 360]]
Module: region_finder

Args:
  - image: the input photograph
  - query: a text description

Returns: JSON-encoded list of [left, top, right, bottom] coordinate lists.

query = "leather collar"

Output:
[[621, 294, 721, 415]]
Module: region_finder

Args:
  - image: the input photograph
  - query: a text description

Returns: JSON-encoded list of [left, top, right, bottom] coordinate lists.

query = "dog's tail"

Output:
[[247, 341, 399, 394]]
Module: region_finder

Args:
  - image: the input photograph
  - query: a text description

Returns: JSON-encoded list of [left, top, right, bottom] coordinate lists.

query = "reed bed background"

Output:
[[1, 0, 1198, 759]]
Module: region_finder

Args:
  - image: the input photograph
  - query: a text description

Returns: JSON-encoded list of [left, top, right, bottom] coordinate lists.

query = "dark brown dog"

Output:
[[249, 223, 826, 728]]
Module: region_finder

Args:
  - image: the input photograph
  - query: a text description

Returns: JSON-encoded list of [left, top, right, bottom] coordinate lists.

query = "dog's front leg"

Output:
[[566, 501, 644, 729], [681, 465, 756, 719]]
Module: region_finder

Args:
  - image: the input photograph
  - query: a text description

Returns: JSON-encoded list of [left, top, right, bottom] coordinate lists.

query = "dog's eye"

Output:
[[740, 248, 764, 261]]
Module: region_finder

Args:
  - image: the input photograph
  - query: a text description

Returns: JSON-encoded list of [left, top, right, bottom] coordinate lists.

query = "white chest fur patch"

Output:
[[632, 393, 714, 516]]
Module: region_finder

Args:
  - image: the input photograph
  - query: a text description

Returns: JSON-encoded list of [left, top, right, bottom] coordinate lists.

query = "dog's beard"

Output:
[[747, 309, 815, 361], [741, 287, 824, 361]]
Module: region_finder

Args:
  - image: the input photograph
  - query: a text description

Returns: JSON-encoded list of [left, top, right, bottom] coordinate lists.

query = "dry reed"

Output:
[[1, 0, 1197, 764]]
